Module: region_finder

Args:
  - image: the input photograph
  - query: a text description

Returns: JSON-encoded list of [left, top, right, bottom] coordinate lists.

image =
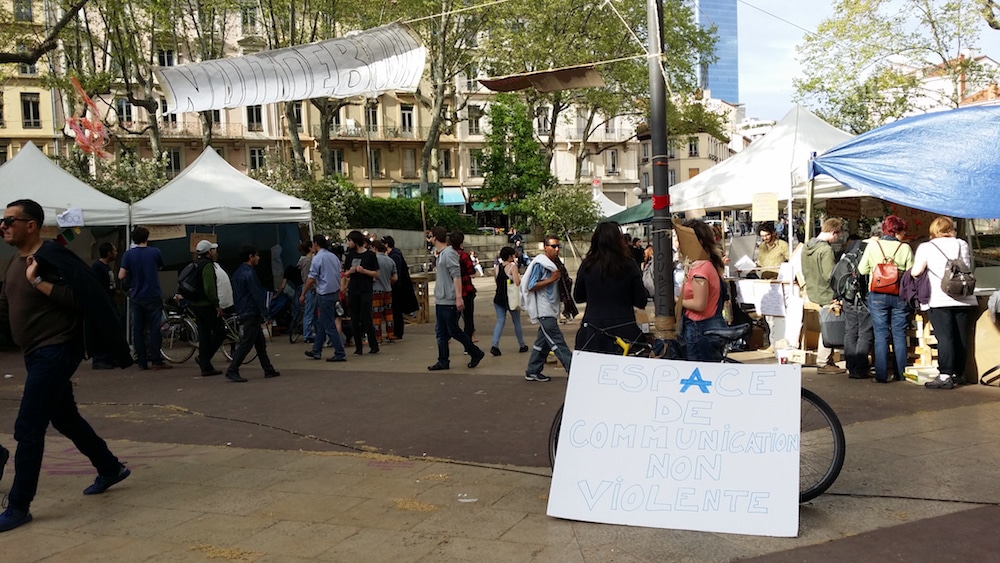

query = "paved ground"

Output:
[[2, 277, 1000, 561]]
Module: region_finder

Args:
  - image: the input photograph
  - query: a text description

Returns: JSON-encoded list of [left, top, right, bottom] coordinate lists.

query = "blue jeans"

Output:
[[681, 314, 729, 362], [525, 316, 572, 376], [492, 302, 525, 349], [867, 292, 910, 381], [131, 296, 164, 368], [9, 344, 121, 511], [434, 304, 481, 367], [303, 290, 317, 340], [313, 293, 346, 359]]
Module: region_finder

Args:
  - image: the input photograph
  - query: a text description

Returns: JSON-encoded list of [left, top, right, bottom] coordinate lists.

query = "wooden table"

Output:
[[410, 273, 432, 324]]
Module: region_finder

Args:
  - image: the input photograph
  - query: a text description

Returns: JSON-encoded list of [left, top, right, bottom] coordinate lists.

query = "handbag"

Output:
[[506, 278, 520, 311], [870, 242, 902, 295], [819, 304, 845, 348]]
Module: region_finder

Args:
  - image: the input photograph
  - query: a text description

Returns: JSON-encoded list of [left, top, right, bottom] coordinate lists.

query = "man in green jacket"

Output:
[[191, 240, 226, 376], [801, 218, 846, 375]]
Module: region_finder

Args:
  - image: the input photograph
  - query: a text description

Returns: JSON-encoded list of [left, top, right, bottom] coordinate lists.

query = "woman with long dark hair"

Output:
[[573, 222, 648, 355], [678, 219, 729, 361]]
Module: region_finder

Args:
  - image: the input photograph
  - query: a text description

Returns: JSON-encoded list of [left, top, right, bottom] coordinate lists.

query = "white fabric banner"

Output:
[[548, 351, 801, 537], [155, 23, 426, 114]]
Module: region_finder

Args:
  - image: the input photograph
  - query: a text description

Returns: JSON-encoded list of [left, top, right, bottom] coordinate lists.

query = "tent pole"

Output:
[[804, 153, 817, 241]]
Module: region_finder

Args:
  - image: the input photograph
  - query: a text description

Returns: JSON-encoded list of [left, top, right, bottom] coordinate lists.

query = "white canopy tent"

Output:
[[594, 188, 626, 217], [0, 142, 129, 226], [670, 105, 862, 213], [130, 147, 311, 225]]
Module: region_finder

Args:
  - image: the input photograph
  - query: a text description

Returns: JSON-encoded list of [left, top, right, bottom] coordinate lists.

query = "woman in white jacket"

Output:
[[910, 216, 977, 389]]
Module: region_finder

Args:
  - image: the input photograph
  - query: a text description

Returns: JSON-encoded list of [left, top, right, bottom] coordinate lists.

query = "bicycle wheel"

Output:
[[548, 404, 563, 470], [223, 318, 258, 365], [799, 388, 846, 503], [288, 308, 304, 343], [160, 317, 197, 363]]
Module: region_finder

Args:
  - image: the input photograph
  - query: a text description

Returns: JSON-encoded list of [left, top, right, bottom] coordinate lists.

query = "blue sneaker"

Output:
[[83, 465, 131, 495], [0, 507, 32, 533], [0, 445, 9, 484]]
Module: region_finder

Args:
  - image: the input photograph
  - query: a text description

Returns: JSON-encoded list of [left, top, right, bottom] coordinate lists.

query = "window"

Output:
[[115, 98, 133, 125], [0, 146, 7, 165], [17, 45, 36, 75], [0, 96, 4, 127], [164, 147, 182, 177], [641, 142, 650, 163], [688, 167, 700, 178], [605, 118, 614, 134], [157, 49, 175, 67], [667, 144, 675, 159], [468, 105, 482, 135], [160, 98, 176, 128], [249, 147, 266, 170], [607, 149, 619, 174], [466, 65, 478, 91], [21, 93, 41, 128], [367, 148, 382, 179], [400, 104, 414, 134], [402, 148, 417, 178], [688, 137, 699, 157], [290, 102, 301, 131], [332, 108, 341, 129], [247, 105, 262, 131], [14, 0, 32, 21], [365, 103, 379, 133], [642, 172, 650, 189], [207, 109, 221, 126], [469, 149, 483, 177], [668, 169, 676, 186], [581, 154, 592, 176], [332, 148, 345, 175], [241, 4, 259, 34], [536, 108, 551, 135], [440, 149, 453, 178]]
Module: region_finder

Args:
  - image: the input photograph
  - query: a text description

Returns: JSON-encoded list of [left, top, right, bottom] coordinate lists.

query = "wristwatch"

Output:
[[30, 276, 42, 288]]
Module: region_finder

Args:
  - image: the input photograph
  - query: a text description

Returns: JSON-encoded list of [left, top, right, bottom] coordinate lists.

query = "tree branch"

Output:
[[0, 0, 91, 64]]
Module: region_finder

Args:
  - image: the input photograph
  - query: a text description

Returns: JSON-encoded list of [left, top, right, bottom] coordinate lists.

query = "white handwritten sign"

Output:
[[155, 23, 426, 114], [548, 351, 800, 537]]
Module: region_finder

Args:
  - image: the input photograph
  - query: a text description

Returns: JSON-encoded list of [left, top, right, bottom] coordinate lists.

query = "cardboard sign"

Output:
[[147, 225, 187, 241], [752, 193, 779, 222], [823, 198, 860, 220], [548, 351, 801, 537], [673, 219, 709, 261]]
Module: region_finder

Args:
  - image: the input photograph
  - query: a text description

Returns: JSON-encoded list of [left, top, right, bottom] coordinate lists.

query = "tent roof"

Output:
[[594, 190, 626, 218], [812, 105, 1000, 219], [669, 105, 862, 213], [0, 142, 129, 226], [606, 199, 652, 224], [130, 148, 311, 225]]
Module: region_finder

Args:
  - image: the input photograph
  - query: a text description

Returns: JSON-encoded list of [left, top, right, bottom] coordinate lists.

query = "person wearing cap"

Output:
[[190, 240, 226, 376], [118, 226, 171, 371]]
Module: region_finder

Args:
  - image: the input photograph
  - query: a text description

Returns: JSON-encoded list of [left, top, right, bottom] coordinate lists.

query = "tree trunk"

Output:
[[285, 102, 305, 172]]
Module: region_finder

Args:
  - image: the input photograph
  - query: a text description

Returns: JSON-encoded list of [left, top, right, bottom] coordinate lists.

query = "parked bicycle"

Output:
[[160, 300, 198, 364], [547, 322, 845, 504], [222, 313, 258, 365]]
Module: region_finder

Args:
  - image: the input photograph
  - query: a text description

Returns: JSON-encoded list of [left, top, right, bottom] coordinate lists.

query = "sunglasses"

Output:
[[546, 244, 561, 249], [0, 217, 31, 227]]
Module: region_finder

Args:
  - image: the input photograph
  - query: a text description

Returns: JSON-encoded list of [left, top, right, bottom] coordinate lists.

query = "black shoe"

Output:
[[304, 351, 322, 360], [226, 373, 248, 383], [427, 363, 449, 371], [519, 345, 529, 353], [468, 349, 486, 368], [83, 465, 131, 495], [0, 445, 9, 484], [201, 369, 223, 377], [0, 507, 32, 532], [925, 377, 955, 390], [264, 371, 281, 379], [490, 346, 501, 356], [369, 348, 380, 355], [873, 378, 890, 384], [326, 356, 347, 362], [354, 350, 364, 356], [848, 372, 870, 379]]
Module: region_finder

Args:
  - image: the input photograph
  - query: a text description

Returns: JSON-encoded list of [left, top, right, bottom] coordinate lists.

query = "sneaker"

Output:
[[817, 364, 847, 375], [468, 349, 485, 368], [490, 346, 501, 356], [304, 351, 322, 360], [427, 363, 449, 371], [525, 373, 551, 382], [519, 345, 529, 353], [0, 445, 9, 483], [0, 507, 32, 533], [264, 371, 281, 379], [83, 465, 131, 495], [925, 376, 955, 390]]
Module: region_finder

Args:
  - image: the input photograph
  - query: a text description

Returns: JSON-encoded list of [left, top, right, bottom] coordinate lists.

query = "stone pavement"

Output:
[[1, 274, 999, 560]]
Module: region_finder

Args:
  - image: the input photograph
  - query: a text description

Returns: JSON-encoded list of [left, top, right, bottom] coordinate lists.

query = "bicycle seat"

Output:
[[702, 323, 751, 342]]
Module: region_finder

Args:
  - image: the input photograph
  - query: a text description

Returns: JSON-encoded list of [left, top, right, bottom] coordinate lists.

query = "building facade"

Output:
[[692, 0, 739, 104]]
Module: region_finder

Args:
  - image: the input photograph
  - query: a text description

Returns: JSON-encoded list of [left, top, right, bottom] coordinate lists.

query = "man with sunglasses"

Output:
[[0, 199, 132, 532], [522, 234, 572, 382]]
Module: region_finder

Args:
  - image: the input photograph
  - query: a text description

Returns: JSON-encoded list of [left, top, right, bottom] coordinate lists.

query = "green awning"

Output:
[[472, 201, 506, 211], [606, 200, 652, 224]]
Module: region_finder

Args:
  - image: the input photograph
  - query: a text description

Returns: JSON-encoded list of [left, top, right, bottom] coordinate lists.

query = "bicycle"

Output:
[[547, 321, 845, 504], [288, 307, 304, 343], [159, 301, 198, 364], [222, 313, 259, 365]]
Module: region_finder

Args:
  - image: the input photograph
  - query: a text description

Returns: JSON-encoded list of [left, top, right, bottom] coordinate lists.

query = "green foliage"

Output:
[[249, 160, 363, 235], [476, 94, 556, 219], [349, 197, 475, 233], [521, 184, 602, 236], [56, 147, 166, 203]]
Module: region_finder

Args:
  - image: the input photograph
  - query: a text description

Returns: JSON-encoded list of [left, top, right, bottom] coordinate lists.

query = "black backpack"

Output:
[[830, 241, 866, 305], [177, 260, 204, 300], [931, 242, 976, 298]]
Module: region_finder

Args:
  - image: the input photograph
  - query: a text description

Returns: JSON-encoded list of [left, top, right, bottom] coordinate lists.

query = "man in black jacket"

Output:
[[0, 199, 131, 533]]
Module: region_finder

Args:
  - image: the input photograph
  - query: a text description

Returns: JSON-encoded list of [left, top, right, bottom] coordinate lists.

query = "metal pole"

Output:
[[648, 0, 675, 336]]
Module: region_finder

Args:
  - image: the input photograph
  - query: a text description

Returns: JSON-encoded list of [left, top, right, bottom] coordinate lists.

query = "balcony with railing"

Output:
[[129, 121, 247, 138], [310, 124, 436, 141], [556, 126, 634, 143]]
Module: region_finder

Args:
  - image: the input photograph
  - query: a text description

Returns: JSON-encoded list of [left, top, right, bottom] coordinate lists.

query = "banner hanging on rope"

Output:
[[154, 22, 426, 114]]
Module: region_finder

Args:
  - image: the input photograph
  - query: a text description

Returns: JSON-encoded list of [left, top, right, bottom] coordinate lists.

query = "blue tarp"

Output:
[[811, 106, 1000, 219]]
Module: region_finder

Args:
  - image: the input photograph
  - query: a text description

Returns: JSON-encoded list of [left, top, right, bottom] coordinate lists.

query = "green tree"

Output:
[[250, 159, 364, 234], [476, 94, 556, 216], [795, 0, 992, 133], [521, 184, 601, 236], [57, 146, 167, 203]]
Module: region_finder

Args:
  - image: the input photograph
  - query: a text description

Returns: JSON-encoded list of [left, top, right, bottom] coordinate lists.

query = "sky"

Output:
[[737, 0, 1000, 122]]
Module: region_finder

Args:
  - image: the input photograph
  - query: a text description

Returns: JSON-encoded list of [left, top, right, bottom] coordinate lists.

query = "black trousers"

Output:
[[928, 306, 973, 381], [843, 300, 873, 377], [226, 315, 276, 376], [348, 292, 378, 353], [192, 304, 226, 372]]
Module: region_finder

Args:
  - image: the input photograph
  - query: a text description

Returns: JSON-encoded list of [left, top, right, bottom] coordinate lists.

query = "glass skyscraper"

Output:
[[693, 0, 739, 104]]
